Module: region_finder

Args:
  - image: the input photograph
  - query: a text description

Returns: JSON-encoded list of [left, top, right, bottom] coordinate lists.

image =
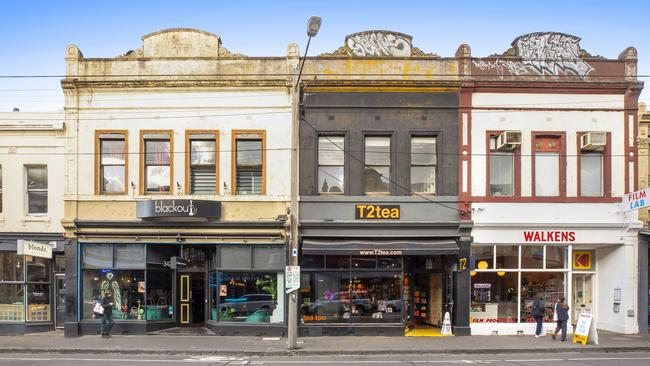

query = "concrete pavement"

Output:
[[0, 331, 648, 356]]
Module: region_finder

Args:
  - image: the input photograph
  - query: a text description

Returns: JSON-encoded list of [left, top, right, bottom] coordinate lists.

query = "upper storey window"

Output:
[[318, 136, 344, 194], [410, 137, 436, 194], [96, 131, 127, 194], [533, 135, 564, 197], [141, 131, 173, 194], [579, 132, 608, 197], [187, 132, 218, 195], [26, 166, 47, 214], [364, 136, 391, 195], [233, 131, 265, 195]]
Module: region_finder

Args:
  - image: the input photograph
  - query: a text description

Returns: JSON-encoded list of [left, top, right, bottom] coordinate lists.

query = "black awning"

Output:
[[301, 239, 459, 256]]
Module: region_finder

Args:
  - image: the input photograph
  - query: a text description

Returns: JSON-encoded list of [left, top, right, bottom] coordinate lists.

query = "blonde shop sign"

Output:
[[17, 240, 54, 259]]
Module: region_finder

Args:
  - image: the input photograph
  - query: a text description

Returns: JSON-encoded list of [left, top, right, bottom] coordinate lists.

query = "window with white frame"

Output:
[[318, 136, 344, 194], [470, 244, 568, 324], [364, 136, 390, 194], [26, 166, 47, 214], [410, 137, 436, 194]]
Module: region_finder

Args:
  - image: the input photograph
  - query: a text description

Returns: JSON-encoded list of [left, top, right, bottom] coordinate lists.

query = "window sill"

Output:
[[20, 216, 50, 223]]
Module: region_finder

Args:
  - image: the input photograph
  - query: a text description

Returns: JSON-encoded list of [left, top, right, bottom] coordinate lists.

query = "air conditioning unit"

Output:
[[496, 131, 522, 150], [581, 132, 606, 151]]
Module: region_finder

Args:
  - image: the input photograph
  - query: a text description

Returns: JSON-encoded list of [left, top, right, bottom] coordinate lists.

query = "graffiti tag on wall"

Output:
[[473, 32, 594, 79], [345, 31, 412, 57]]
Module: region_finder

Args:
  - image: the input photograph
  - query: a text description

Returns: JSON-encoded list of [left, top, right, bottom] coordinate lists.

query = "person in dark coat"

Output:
[[101, 290, 115, 338], [531, 295, 546, 337], [552, 297, 570, 341]]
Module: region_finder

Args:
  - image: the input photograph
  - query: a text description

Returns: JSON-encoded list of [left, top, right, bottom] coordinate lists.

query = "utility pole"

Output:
[[288, 15, 321, 350]]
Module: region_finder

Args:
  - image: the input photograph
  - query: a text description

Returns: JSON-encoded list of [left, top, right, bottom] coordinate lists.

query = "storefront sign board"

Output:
[[285, 266, 300, 293], [522, 230, 576, 243], [136, 199, 221, 219], [573, 251, 592, 270], [355, 204, 400, 219], [573, 311, 596, 345], [16, 240, 53, 259], [622, 188, 650, 211]]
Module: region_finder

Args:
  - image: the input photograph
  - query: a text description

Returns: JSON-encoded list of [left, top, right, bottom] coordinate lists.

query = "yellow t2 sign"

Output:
[[355, 204, 400, 219]]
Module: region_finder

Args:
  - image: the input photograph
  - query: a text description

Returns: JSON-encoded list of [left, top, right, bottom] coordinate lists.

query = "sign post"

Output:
[[285, 266, 300, 294]]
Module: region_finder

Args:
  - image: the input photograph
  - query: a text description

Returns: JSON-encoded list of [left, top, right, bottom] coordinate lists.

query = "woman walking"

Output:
[[552, 297, 570, 341], [531, 295, 545, 337]]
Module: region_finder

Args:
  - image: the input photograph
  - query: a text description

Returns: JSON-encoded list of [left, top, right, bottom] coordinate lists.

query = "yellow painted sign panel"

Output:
[[573, 251, 592, 270]]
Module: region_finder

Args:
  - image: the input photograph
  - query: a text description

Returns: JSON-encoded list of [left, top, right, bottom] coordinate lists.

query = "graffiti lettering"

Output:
[[346, 31, 412, 57]]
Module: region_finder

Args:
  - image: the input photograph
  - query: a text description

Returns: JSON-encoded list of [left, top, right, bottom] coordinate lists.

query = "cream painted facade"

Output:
[[0, 112, 65, 233]]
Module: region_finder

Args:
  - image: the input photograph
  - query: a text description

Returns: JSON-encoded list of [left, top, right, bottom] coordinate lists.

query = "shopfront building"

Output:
[[61, 29, 295, 337], [467, 33, 643, 335], [297, 35, 472, 335]]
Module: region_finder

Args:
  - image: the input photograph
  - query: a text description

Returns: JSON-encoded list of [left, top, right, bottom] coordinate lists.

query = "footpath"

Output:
[[0, 331, 649, 356]]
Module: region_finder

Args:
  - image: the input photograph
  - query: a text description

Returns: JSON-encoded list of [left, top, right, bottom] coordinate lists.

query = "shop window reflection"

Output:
[[216, 272, 283, 323], [520, 272, 565, 323], [82, 270, 145, 320], [470, 272, 517, 323]]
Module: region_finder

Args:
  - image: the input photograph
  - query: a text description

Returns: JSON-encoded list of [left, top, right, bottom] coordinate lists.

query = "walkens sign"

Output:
[[137, 199, 221, 219]]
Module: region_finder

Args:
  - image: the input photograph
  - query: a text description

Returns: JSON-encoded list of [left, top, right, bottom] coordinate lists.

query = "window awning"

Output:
[[301, 239, 459, 256]]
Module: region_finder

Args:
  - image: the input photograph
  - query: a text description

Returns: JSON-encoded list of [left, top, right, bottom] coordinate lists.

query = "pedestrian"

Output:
[[100, 289, 115, 338], [552, 297, 570, 341], [531, 295, 545, 337]]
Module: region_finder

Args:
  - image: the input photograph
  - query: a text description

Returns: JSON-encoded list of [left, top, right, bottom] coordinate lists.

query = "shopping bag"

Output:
[[93, 301, 105, 315]]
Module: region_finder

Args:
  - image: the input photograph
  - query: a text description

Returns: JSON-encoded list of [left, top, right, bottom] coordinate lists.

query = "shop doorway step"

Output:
[[404, 327, 453, 337], [149, 327, 215, 336]]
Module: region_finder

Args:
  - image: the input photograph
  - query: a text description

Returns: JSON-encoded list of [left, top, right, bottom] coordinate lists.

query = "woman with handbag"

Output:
[[552, 297, 570, 341], [100, 290, 115, 338]]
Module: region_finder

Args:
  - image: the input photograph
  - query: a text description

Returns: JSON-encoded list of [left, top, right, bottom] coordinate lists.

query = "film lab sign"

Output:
[[136, 199, 221, 219], [355, 204, 400, 219], [622, 188, 650, 211], [17, 240, 54, 259]]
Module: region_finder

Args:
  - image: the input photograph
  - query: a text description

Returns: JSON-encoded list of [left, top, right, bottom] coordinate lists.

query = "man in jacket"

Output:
[[531, 296, 546, 337], [101, 290, 115, 338], [552, 297, 570, 341]]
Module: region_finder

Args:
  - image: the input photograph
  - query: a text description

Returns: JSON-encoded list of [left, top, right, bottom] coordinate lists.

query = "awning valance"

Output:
[[301, 239, 459, 256]]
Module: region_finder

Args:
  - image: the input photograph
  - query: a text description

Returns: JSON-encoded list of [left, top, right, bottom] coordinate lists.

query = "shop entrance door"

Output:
[[54, 274, 65, 329], [572, 274, 593, 323], [404, 256, 448, 336], [178, 273, 206, 327]]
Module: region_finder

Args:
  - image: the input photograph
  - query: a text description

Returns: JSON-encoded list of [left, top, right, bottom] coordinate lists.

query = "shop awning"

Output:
[[301, 239, 459, 256]]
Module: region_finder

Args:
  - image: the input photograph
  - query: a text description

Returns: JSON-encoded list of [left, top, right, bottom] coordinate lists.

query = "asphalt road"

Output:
[[1, 352, 650, 365]]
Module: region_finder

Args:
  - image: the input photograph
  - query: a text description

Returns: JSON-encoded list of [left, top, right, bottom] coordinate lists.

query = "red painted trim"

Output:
[[473, 106, 627, 113], [470, 196, 621, 203], [531, 132, 566, 198], [472, 83, 630, 95], [576, 132, 612, 198]]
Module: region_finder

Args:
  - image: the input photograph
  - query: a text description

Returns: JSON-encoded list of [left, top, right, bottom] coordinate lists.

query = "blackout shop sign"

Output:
[[136, 199, 221, 219], [355, 204, 400, 219]]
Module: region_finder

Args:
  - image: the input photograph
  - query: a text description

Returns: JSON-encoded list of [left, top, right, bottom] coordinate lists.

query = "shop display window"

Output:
[[520, 272, 565, 323], [26, 256, 51, 282], [220, 247, 251, 269], [300, 254, 403, 324], [470, 272, 518, 323], [521, 245, 544, 269], [349, 272, 402, 323], [27, 284, 50, 322], [473, 246, 493, 270], [82, 269, 145, 320], [545, 246, 567, 269], [215, 272, 283, 323], [302, 255, 325, 269], [145, 270, 173, 320], [0, 284, 24, 321], [0, 252, 24, 282], [496, 246, 519, 269]]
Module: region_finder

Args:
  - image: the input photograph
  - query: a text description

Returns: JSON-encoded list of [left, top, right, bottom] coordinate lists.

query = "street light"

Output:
[[288, 15, 321, 350], [295, 16, 321, 89]]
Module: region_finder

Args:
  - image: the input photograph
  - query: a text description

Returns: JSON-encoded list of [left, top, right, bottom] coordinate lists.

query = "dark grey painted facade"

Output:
[[298, 91, 471, 336], [300, 92, 459, 197]]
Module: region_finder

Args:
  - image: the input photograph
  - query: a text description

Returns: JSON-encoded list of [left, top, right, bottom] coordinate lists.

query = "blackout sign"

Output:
[[137, 199, 221, 219], [355, 204, 400, 220]]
